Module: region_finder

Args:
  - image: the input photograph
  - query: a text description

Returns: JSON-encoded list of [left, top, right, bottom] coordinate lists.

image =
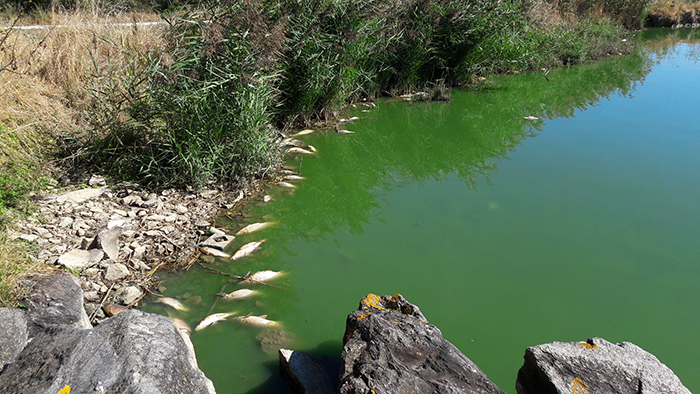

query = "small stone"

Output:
[[88, 174, 107, 186], [84, 268, 100, 277], [48, 238, 63, 245], [58, 217, 74, 228], [163, 214, 177, 223], [122, 195, 144, 207], [137, 210, 148, 217], [113, 286, 142, 305], [104, 263, 130, 281], [161, 226, 176, 235], [141, 199, 159, 208], [122, 230, 136, 238], [145, 230, 162, 237], [19, 234, 39, 242], [194, 220, 210, 228], [263, 195, 272, 202], [133, 245, 147, 259], [51, 244, 67, 254], [108, 219, 125, 229], [127, 210, 137, 218], [37, 249, 52, 260], [35, 227, 52, 239], [175, 205, 188, 214], [84, 291, 101, 302], [58, 249, 104, 271]]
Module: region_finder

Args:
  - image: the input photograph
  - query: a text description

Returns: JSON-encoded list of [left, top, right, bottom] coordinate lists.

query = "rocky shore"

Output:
[[9, 174, 256, 323]]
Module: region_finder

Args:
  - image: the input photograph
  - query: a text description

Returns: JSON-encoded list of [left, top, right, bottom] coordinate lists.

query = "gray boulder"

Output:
[[0, 273, 216, 394], [20, 273, 92, 335], [516, 337, 691, 394], [0, 310, 215, 394], [339, 293, 505, 394], [0, 308, 29, 372]]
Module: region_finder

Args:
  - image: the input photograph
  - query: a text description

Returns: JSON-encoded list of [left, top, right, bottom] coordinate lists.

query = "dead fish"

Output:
[[199, 246, 231, 258], [236, 222, 274, 235], [232, 190, 244, 204], [336, 129, 355, 134], [236, 314, 281, 328], [246, 270, 284, 283], [283, 175, 305, 180], [279, 182, 296, 189], [219, 288, 259, 301], [155, 297, 190, 312], [291, 129, 315, 137], [286, 147, 314, 155], [306, 145, 317, 153], [171, 317, 191, 336], [279, 138, 306, 148], [195, 312, 237, 331], [103, 303, 128, 317], [523, 116, 539, 120], [231, 240, 266, 260], [262, 195, 272, 202]]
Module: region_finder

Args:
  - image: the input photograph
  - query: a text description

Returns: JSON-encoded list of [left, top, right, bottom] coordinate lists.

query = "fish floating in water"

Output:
[[231, 240, 266, 260], [195, 312, 237, 331], [523, 116, 539, 120], [171, 317, 191, 336], [236, 314, 281, 328], [246, 270, 284, 283], [218, 288, 259, 301], [236, 222, 274, 235], [336, 129, 355, 134], [291, 129, 315, 137], [279, 181, 295, 189], [155, 297, 189, 312], [283, 174, 305, 180], [286, 147, 315, 155], [199, 246, 231, 258]]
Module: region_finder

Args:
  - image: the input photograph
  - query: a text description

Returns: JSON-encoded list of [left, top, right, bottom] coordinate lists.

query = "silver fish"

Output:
[[279, 182, 295, 189], [247, 270, 284, 283], [236, 314, 281, 328], [219, 288, 259, 301], [231, 240, 266, 260], [523, 116, 539, 120], [306, 145, 317, 152], [199, 246, 231, 258], [171, 317, 191, 336], [291, 129, 315, 137], [195, 312, 236, 331], [236, 222, 274, 235], [155, 297, 189, 312], [336, 129, 355, 134], [286, 147, 315, 155], [283, 174, 305, 180]]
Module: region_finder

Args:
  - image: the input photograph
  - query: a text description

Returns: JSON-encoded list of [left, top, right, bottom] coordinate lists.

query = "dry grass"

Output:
[[0, 10, 165, 304], [647, 0, 700, 25]]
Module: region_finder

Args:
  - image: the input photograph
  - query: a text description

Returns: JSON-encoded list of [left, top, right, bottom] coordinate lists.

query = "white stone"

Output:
[[58, 249, 104, 271], [54, 188, 105, 203], [104, 263, 130, 281], [113, 286, 142, 305]]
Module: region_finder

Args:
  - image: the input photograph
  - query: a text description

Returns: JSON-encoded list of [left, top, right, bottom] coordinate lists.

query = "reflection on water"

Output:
[[143, 29, 699, 394]]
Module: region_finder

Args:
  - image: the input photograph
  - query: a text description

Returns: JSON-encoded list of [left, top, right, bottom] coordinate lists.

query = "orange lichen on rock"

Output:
[[571, 377, 589, 394], [361, 293, 387, 311], [357, 312, 372, 320], [580, 340, 599, 349]]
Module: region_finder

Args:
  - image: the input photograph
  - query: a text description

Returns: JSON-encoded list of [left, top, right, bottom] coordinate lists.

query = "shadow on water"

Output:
[[244, 340, 342, 394]]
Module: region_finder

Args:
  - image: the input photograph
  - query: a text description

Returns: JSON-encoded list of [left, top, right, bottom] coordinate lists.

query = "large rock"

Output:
[[516, 337, 691, 394], [0, 310, 216, 394], [20, 273, 92, 335], [339, 293, 505, 394], [0, 272, 216, 394]]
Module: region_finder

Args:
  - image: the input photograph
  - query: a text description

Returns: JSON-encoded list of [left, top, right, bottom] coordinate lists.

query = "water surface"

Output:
[[145, 29, 700, 393]]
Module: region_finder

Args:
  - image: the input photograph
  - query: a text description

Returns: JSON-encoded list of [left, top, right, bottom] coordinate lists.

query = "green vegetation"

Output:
[[0, 0, 657, 302]]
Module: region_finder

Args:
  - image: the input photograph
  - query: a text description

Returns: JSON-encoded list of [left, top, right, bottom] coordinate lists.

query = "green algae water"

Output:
[[143, 29, 700, 393]]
